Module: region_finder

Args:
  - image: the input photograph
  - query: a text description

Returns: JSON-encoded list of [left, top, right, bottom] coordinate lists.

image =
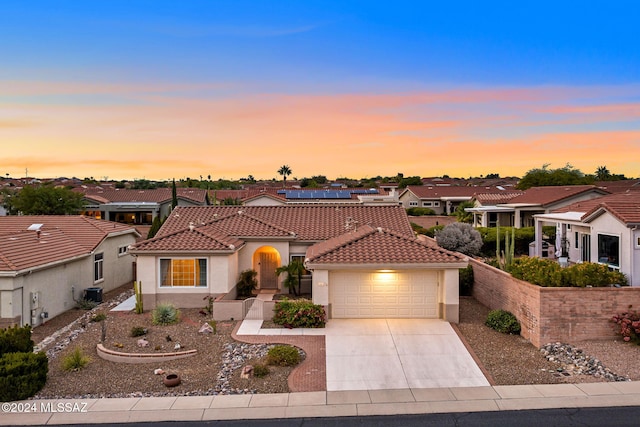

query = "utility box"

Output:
[[84, 287, 103, 303]]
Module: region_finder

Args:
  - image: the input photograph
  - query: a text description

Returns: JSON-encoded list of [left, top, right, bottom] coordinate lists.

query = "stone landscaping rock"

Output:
[[540, 342, 629, 382]]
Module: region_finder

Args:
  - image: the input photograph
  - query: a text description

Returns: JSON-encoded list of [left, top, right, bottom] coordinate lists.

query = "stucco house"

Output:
[[0, 216, 139, 328], [129, 205, 467, 322], [533, 191, 640, 286], [399, 185, 508, 215]]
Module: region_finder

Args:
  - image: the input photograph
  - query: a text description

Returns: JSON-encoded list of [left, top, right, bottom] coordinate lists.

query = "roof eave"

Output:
[[305, 261, 468, 270]]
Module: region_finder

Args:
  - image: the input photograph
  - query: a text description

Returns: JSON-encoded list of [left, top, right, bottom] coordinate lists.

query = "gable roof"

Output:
[[78, 188, 208, 205], [504, 185, 609, 206], [0, 216, 138, 273], [402, 185, 511, 200], [132, 226, 244, 253], [555, 192, 640, 226], [473, 191, 524, 205], [305, 224, 466, 266]]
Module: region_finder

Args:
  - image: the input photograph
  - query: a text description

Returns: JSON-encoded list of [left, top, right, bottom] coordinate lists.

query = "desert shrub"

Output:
[[266, 345, 301, 366], [485, 310, 521, 334], [611, 309, 640, 344], [236, 269, 258, 298], [62, 347, 91, 372], [208, 320, 217, 334], [253, 363, 270, 378], [459, 265, 474, 296], [0, 325, 33, 355], [130, 326, 147, 337], [76, 298, 98, 310], [406, 207, 435, 216], [563, 262, 627, 287], [0, 351, 48, 402], [90, 313, 106, 322], [435, 223, 482, 255], [508, 257, 565, 287], [272, 299, 326, 328], [152, 303, 180, 326]]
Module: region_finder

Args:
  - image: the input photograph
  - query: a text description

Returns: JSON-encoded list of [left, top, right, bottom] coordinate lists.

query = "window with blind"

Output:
[[159, 259, 207, 287]]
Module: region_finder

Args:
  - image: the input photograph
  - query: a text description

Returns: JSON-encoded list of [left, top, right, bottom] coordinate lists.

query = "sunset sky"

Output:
[[1, 1, 639, 181]]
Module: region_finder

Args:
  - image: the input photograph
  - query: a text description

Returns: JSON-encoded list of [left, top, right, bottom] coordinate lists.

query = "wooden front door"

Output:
[[259, 251, 278, 289]]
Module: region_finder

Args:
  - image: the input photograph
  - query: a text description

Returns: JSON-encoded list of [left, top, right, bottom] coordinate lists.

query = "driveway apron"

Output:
[[324, 319, 489, 391]]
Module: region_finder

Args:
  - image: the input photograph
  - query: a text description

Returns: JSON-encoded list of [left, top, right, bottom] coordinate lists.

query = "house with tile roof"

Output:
[[0, 216, 139, 327], [532, 192, 640, 286], [398, 185, 510, 215], [76, 187, 209, 225], [129, 205, 468, 322], [466, 185, 610, 229]]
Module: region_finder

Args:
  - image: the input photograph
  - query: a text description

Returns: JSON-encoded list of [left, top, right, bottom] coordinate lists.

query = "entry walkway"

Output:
[[7, 382, 640, 424]]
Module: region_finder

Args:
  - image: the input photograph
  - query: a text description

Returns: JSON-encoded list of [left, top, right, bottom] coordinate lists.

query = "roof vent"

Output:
[[377, 227, 383, 233], [27, 224, 43, 231], [229, 244, 235, 250], [188, 222, 195, 231], [237, 210, 244, 215]]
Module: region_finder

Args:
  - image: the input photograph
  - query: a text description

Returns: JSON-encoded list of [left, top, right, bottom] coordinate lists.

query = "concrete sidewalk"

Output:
[[5, 382, 640, 425]]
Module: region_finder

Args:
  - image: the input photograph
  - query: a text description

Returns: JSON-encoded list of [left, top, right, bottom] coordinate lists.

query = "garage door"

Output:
[[330, 270, 438, 318]]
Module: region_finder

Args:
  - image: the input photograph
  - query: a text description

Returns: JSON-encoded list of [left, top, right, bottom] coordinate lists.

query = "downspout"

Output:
[[630, 226, 637, 286]]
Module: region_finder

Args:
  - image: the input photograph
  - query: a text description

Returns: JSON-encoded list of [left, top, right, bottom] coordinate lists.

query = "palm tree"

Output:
[[595, 165, 611, 181], [276, 259, 306, 296], [278, 165, 292, 188]]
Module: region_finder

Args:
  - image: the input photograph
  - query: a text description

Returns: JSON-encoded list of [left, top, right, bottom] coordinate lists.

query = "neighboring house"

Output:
[[213, 188, 397, 206], [130, 205, 467, 322], [467, 191, 525, 227], [466, 185, 610, 229], [532, 192, 640, 287], [399, 185, 508, 214], [0, 216, 139, 328], [76, 188, 209, 225]]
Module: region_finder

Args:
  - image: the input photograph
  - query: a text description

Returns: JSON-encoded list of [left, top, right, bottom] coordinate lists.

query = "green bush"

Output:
[[0, 325, 33, 355], [406, 207, 436, 216], [253, 363, 270, 378], [0, 351, 48, 402], [509, 257, 627, 287], [266, 345, 301, 366], [485, 310, 521, 334], [76, 298, 98, 310], [459, 265, 474, 296], [477, 226, 536, 256], [272, 299, 326, 328], [62, 347, 91, 372], [236, 270, 258, 298], [90, 313, 106, 323], [130, 326, 147, 337], [152, 303, 180, 326]]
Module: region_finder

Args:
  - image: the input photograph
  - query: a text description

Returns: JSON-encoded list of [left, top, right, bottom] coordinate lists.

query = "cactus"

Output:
[[134, 281, 144, 314], [496, 223, 515, 271]]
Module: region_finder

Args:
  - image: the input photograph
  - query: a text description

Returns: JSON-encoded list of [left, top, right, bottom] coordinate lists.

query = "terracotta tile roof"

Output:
[[0, 216, 138, 272], [77, 188, 207, 204], [505, 185, 609, 206], [155, 205, 413, 241], [204, 211, 295, 238], [595, 179, 640, 194], [474, 192, 524, 204], [555, 192, 640, 225], [403, 185, 507, 199], [305, 225, 466, 265], [132, 226, 244, 252]]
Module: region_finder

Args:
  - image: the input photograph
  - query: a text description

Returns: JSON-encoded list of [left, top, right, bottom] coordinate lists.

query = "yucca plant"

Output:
[[62, 347, 91, 372], [152, 303, 180, 326]]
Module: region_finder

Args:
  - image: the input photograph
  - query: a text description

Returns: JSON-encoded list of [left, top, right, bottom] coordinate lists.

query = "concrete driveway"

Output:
[[324, 319, 490, 391]]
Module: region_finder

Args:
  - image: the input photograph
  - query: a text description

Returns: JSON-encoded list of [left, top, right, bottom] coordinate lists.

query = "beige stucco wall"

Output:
[[238, 241, 291, 290], [589, 214, 637, 286]]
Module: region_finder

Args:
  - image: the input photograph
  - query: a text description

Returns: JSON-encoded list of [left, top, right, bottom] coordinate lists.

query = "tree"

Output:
[[398, 176, 423, 188], [278, 165, 292, 188], [455, 201, 475, 223], [276, 259, 306, 296], [171, 179, 178, 210], [2, 184, 84, 215], [435, 223, 483, 256], [595, 165, 617, 181], [516, 164, 593, 190]]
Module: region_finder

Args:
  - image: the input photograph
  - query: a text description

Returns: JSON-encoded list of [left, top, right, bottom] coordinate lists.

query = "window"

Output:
[[422, 201, 433, 207], [160, 259, 207, 287], [409, 201, 418, 207], [575, 232, 579, 249], [597, 234, 620, 267], [290, 255, 310, 275], [118, 245, 128, 256], [433, 201, 440, 207], [94, 253, 104, 282]]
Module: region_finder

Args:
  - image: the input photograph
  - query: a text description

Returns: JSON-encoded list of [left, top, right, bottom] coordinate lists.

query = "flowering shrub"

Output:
[[272, 299, 326, 328], [611, 309, 640, 344], [508, 257, 627, 287]]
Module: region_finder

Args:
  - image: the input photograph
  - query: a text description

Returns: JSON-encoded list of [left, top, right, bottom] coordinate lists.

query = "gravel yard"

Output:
[[28, 285, 640, 399]]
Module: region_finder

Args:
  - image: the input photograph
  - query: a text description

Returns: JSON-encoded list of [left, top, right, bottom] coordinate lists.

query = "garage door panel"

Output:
[[331, 270, 438, 319]]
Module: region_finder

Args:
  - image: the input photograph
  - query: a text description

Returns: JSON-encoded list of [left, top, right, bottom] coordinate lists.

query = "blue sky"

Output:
[[1, 1, 639, 180]]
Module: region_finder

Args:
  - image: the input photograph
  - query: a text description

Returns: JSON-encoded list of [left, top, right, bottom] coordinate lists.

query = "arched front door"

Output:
[[253, 246, 281, 289]]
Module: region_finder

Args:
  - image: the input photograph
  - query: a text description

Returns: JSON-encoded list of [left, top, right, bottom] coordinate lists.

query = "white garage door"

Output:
[[330, 270, 439, 318]]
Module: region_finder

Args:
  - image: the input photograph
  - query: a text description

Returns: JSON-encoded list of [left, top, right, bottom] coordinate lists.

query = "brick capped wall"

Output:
[[470, 258, 640, 348]]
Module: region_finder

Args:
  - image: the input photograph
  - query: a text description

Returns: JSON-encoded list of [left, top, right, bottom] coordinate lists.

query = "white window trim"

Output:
[[596, 232, 621, 269], [118, 245, 129, 257], [94, 252, 104, 284], [433, 201, 440, 207], [409, 201, 418, 207], [159, 258, 208, 288]]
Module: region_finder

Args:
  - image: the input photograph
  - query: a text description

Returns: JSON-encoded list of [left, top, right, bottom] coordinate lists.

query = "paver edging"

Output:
[[96, 343, 197, 364]]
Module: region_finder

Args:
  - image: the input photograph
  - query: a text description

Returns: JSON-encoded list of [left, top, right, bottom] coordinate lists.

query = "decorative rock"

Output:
[[137, 338, 149, 348], [240, 365, 253, 379], [174, 343, 181, 350], [154, 369, 165, 375], [540, 342, 629, 382], [199, 323, 214, 334]]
